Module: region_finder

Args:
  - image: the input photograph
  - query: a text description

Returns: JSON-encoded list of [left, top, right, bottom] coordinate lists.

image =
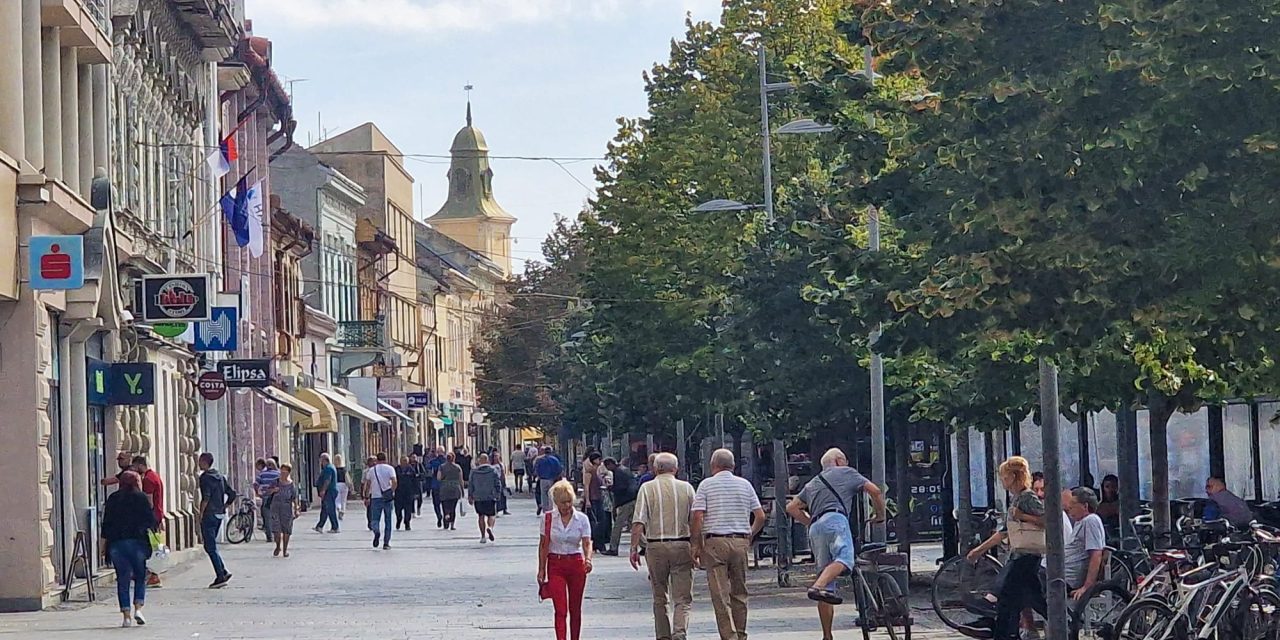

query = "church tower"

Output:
[[427, 103, 516, 278]]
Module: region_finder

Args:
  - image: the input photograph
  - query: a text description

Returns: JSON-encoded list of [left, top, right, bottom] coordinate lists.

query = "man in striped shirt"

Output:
[[630, 452, 696, 640], [691, 449, 767, 640]]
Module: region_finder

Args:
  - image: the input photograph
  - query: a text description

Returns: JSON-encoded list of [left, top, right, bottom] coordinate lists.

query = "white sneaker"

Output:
[[134, 610, 146, 626], [121, 618, 133, 628]]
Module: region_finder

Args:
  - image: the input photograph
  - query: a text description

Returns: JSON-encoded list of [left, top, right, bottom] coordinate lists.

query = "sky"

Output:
[[246, 0, 725, 270]]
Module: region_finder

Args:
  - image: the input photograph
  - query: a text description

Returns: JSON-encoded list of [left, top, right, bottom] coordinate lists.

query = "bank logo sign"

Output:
[[28, 235, 85, 290], [194, 306, 238, 352], [217, 359, 272, 388], [140, 274, 210, 322]]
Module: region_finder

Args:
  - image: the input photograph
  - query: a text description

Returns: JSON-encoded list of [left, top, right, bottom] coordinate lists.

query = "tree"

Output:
[[801, 0, 1280, 532]]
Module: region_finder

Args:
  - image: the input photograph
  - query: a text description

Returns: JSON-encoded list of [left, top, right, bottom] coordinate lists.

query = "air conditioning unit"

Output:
[[280, 375, 297, 391]]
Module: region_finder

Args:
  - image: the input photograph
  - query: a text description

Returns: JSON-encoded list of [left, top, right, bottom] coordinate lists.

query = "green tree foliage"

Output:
[[803, 0, 1280, 529]]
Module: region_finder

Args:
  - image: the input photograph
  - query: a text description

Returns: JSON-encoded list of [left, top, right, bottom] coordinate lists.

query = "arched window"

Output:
[[452, 168, 471, 195]]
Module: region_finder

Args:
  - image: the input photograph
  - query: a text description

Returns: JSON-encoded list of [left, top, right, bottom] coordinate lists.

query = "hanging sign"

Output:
[[217, 358, 272, 388], [107, 363, 156, 406], [86, 357, 110, 406], [28, 235, 85, 290], [151, 322, 187, 338], [194, 306, 238, 352], [198, 371, 228, 400], [140, 274, 210, 322], [405, 392, 432, 409]]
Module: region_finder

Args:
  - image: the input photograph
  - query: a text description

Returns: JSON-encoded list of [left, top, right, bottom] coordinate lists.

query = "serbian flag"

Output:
[[205, 132, 238, 178]]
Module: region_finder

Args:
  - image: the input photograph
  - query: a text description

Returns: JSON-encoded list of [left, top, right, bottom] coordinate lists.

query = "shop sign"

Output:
[[198, 371, 228, 400], [378, 392, 407, 413], [218, 359, 272, 388], [405, 392, 432, 409], [194, 306, 238, 352], [28, 235, 85, 290], [140, 274, 210, 322], [107, 363, 156, 406], [151, 322, 187, 338], [86, 357, 110, 406]]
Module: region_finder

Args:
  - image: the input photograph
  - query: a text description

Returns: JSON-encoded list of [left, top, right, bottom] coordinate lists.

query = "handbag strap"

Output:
[[816, 471, 852, 518], [543, 512, 553, 540]]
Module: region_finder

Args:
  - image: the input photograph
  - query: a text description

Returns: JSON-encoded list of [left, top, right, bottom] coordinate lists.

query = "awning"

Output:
[[291, 387, 339, 434], [257, 385, 321, 421], [429, 417, 446, 431], [314, 386, 387, 424], [378, 399, 415, 426]]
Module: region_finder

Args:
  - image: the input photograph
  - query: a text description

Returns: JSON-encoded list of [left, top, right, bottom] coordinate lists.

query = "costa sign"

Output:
[[217, 359, 272, 388], [140, 274, 210, 322], [198, 371, 227, 400]]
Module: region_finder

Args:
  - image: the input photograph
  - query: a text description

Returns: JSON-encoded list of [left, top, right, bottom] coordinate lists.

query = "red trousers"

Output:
[[547, 553, 588, 640]]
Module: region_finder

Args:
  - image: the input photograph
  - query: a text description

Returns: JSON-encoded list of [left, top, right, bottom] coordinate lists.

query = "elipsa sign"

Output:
[[217, 359, 272, 388], [140, 274, 210, 322]]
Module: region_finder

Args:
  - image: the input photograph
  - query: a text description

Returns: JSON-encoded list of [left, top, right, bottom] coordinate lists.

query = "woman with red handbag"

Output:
[[538, 480, 593, 640]]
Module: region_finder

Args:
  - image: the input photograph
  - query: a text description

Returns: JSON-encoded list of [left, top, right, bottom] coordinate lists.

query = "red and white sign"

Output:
[[198, 371, 227, 401]]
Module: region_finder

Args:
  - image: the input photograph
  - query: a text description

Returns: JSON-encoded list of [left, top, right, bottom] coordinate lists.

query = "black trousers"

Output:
[[442, 499, 459, 528], [395, 494, 415, 528], [995, 554, 1046, 640]]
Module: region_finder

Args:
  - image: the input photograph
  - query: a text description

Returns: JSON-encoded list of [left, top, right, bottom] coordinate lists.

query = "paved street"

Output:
[[0, 497, 951, 639]]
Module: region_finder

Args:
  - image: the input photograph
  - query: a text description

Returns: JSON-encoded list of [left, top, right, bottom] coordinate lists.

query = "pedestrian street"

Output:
[[0, 496, 952, 639]]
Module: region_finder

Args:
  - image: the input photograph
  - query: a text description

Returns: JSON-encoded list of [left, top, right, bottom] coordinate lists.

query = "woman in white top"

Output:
[[538, 480, 593, 640]]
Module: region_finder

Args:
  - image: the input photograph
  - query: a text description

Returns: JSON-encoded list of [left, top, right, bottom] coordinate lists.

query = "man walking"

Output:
[[691, 449, 766, 640], [428, 447, 447, 527], [132, 456, 165, 588], [511, 445, 527, 493], [197, 453, 233, 589], [605, 457, 638, 556], [584, 452, 611, 551], [534, 446, 563, 515], [313, 453, 339, 533], [630, 452, 696, 640], [468, 453, 503, 543], [253, 458, 280, 543], [410, 453, 428, 515], [363, 452, 398, 549], [786, 448, 885, 640]]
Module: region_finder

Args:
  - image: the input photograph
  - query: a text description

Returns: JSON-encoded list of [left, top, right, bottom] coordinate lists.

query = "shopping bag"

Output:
[[460, 500, 468, 516], [146, 544, 172, 574], [147, 530, 164, 551]]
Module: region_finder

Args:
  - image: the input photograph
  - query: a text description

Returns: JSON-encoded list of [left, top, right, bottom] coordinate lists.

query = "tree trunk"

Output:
[[1148, 393, 1174, 540], [955, 427, 974, 554], [1116, 406, 1141, 540], [1040, 359, 1069, 640], [895, 420, 912, 557]]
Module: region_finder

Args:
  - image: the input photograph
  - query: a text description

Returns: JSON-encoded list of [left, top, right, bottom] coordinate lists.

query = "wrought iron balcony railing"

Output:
[[338, 319, 386, 349]]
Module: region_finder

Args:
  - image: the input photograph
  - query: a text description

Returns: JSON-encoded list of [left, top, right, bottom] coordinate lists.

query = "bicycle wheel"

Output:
[[1237, 587, 1280, 640], [1072, 581, 1132, 640], [932, 555, 1001, 638], [1113, 598, 1180, 640], [1106, 550, 1138, 594], [225, 510, 253, 544]]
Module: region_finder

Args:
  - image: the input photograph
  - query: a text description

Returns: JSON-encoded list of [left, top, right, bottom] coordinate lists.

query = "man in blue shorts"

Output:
[[787, 448, 886, 640]]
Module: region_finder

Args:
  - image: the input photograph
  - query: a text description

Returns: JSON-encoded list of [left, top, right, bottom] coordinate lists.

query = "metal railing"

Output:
[[84, 0, 109, 32], [338, 320, 385, 349]]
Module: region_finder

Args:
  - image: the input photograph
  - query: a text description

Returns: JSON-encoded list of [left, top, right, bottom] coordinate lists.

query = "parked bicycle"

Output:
[[225, 494, 255, 544], [850, 543, 913, 640]]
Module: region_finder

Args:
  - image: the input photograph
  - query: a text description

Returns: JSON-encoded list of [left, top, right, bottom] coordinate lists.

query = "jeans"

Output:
[[200, 516, 227, 578], [809, 512, 856, 575], [995, 554, 1045, 640], [369, 497, 393, 545], [590, 501, 612, 550], [109, 538, 148, 612], [315, 492, 339, 531], [260, 503, 273, 541]]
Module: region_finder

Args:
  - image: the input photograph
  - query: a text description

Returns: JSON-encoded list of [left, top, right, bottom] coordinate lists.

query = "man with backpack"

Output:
[[197, 452, 234, 589], [786, 447, 886, 640]]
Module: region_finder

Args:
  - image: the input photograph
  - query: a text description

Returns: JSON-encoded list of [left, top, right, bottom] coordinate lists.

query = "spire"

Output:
[[466, 100, 472, 127]]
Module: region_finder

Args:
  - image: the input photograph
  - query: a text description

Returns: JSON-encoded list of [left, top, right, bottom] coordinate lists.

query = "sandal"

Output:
[[807, 588, 843, 605]]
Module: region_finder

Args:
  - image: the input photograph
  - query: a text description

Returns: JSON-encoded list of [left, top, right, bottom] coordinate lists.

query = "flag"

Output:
[[219, 176, 250, 248], [205, 132, 238, 178], [246, 180, 264, 258]]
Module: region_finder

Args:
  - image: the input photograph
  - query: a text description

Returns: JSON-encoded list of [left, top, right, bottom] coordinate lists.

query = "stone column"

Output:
[[77, 65, 93, 195], [60, 46, 79, 194], [21, 0, 42, 172], [40, 29, 62, 182], [91, 65, 107, 179], [0, 0, 25, 161]]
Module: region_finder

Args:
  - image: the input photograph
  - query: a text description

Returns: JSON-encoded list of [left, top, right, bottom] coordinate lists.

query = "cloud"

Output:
[[246, 0, 709, 34]]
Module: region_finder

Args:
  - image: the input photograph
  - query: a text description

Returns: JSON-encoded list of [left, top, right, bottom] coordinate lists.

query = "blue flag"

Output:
[[219, 176, 251, 248]]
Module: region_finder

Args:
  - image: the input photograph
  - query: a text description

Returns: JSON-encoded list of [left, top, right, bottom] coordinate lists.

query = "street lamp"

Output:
[[691, 199, 764, 213]]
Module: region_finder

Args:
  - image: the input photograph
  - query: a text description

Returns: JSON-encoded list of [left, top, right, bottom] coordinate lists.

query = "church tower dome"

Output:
[[427, 103, 516, 277]]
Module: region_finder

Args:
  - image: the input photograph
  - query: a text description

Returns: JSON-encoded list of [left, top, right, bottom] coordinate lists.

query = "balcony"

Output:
[[43, 0, 111, 63], [339, 320, 386, 350]]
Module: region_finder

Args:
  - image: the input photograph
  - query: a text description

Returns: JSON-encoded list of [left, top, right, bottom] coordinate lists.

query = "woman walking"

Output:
[[395, 455, 420, 530], [469, 453, 503, 543], [967, 456, 1046, 640], [101, 470, 156, 627], [492, 451, 511, 515], [270, 464, 299, 557], [538, 480, 593, 640], [437, 452, 464, 530], [334, 454, 349, 520]]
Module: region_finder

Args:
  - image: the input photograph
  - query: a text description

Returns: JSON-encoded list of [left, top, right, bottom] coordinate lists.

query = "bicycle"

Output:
[[851, 543, 913, 640], [225, 494, 255, 544]]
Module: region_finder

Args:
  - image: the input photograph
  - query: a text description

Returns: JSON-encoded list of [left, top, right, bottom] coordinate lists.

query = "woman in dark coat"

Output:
[[395, 455, 421, 530], [101, 470, 157, 628], [437, 453, 465, 530]]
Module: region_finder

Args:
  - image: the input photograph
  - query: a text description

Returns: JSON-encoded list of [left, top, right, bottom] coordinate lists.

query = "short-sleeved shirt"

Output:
[[141, 469, 164, 525], [633, 473, 696, 540], [535, 455, 563, 481], [692, 470, 762, 535], [544, 509, 592, 555], [366, 463, 397, 499], [1208, 490, 1253, 527], [1063, 513, 1107, 588], [797, 466, 870, 520], [512, 449, 526, 467], [255, 469, 280, 497], [315, 464, 337, 497]]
